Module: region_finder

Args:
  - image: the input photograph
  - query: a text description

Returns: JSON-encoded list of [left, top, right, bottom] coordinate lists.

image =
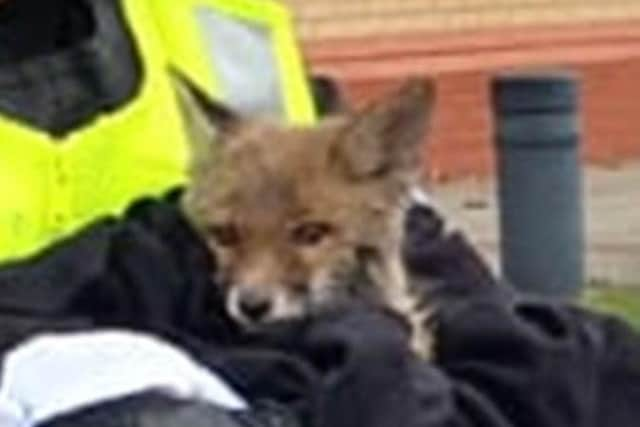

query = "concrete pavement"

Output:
[[428, 162, 640, 286]]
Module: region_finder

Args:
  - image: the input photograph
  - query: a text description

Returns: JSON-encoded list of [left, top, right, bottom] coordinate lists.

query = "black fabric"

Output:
[[0, 0, 142, 137], [43, 394, 298, 427], [0, 0, 94, 64], [309, 75, 345, 117], [0, 193, 639, 427]]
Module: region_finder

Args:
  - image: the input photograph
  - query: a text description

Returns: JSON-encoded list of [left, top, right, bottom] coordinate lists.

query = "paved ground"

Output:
[[428, 161, 640, 287]]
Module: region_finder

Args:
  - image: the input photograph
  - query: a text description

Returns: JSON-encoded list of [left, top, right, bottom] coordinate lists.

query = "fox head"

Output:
[[172, 71, 434, 328]]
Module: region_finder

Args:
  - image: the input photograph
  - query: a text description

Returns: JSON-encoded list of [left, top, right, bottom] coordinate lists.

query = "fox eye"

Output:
[[290, 222, 333, 246], [207, 224, 240, 247]]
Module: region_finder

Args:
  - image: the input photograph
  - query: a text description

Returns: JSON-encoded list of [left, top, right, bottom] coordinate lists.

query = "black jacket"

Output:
[[0, 192, 638, 427]]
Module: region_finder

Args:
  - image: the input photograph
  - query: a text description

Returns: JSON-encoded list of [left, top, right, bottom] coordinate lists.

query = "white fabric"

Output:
[[409, 185, 466, 235], [410, 186, 433, 206], [195, 7, 284, 118], [0, 330, 248, 427]]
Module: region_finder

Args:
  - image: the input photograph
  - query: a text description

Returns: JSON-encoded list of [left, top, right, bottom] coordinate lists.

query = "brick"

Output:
[[304, 20, 640, 179]]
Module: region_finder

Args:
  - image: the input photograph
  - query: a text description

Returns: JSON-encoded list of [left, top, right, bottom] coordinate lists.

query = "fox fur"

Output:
[[172, 71, 435, 358]]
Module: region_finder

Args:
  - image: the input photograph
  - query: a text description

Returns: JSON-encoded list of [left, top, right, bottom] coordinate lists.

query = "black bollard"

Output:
[[491, 72, 585, 299]]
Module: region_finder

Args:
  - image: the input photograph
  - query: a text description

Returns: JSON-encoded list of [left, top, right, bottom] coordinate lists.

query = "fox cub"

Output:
[[172, 71, 435, 358]]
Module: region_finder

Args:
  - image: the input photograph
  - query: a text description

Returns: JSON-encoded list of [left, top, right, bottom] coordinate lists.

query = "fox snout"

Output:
[[227, 283, 306, 327], [229, 286, 273, 324]]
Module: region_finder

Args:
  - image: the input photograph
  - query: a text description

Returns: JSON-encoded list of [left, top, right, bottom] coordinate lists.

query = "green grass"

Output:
[[581, 285, 640, 330]]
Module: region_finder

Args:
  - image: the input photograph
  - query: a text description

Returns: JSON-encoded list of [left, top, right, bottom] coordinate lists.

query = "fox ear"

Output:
[[331, 79, 434, 182], [170, 67, 239, 159]]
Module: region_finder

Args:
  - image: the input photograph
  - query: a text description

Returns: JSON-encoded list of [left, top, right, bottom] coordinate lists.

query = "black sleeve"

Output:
[[435, 297, 602, 427], [2, 195, 639, 427], [0, 191, 234, 352], [43, 394, 300, 427], [403, 203, 501, 299], [290, 295, 640, 427]]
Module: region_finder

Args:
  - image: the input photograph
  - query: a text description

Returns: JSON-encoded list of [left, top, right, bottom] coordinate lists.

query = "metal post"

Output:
[[491, 72, 585, 299]]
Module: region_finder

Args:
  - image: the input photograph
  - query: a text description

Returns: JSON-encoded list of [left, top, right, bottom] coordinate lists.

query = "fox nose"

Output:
[[237, 290, 272, 322]]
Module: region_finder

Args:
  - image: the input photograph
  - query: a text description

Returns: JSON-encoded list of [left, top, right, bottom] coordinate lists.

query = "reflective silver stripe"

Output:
[[195, 7, 285, 118]]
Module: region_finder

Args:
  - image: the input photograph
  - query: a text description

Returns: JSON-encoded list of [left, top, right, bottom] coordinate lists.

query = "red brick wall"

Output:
[[582, 59, 640, 167], [303, 22, 640, 180]]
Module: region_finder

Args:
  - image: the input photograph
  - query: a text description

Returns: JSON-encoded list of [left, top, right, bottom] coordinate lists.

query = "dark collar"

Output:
[[0, 0, 142, 138]]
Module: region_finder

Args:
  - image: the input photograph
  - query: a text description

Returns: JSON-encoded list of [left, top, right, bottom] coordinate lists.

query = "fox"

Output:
[[171, 71, 435, 358]]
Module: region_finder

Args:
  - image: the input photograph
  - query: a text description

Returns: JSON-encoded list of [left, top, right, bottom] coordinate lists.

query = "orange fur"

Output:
[[173, 72, 435, 358]]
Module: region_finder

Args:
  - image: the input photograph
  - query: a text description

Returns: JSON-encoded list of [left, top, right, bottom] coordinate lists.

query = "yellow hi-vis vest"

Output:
[[0, 0, 316, 263]]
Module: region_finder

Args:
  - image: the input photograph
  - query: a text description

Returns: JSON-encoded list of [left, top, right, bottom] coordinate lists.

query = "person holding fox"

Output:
[[0, 0, 319, 426], [1, 1, 640, 427]]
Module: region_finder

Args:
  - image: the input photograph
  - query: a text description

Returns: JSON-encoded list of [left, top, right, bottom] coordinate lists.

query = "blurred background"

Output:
[[285, 0, 640, 325]]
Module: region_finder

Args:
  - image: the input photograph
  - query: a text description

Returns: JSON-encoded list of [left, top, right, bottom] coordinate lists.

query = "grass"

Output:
[[581, 284, 640, 330]]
